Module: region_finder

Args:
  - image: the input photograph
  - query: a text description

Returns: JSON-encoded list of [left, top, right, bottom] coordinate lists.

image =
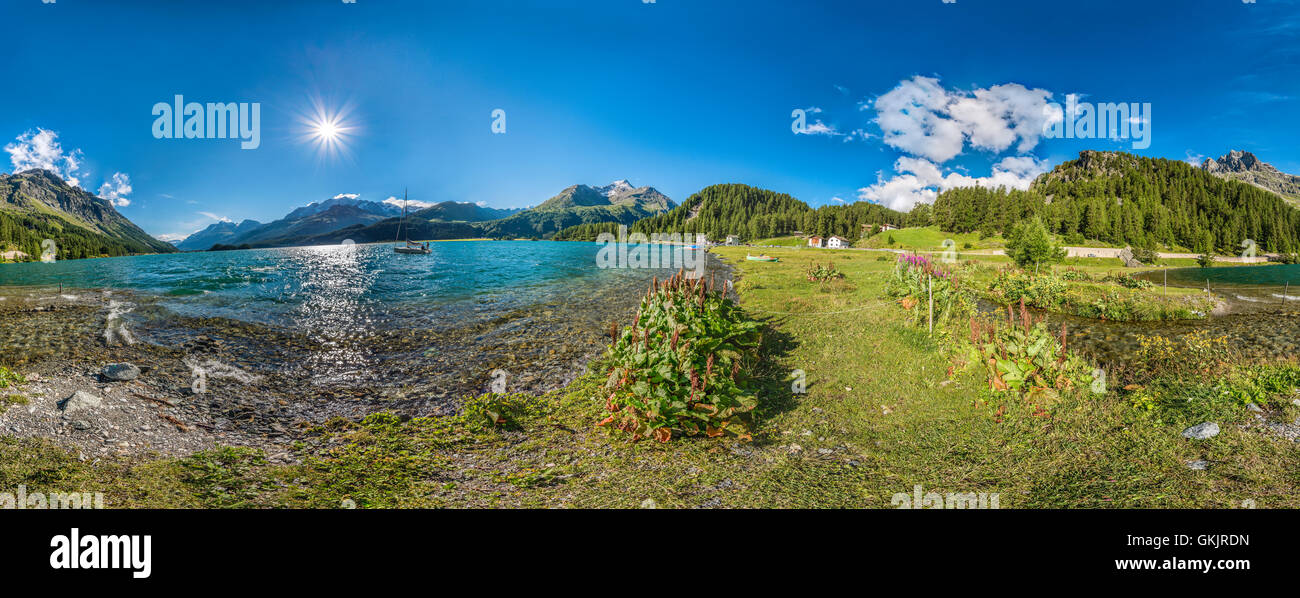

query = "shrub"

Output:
[[1131, 247, 1158, 264], [989, 270, 1066, 309], [1101, 273, 1153, 290], [806, 262, 845, 282], [1133, 331, 1232, 380], [600, 270, 762, 442], [1005, 216, 1066, 269], [1057, 268, 1091, 282]]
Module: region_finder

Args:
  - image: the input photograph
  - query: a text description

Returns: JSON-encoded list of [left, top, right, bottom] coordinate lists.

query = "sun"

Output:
[[314, 119, 340, 141], [296, 98, 358, 162]]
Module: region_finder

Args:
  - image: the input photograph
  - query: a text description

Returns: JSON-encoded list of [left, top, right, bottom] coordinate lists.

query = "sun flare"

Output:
[[297, 99, 357, 161]]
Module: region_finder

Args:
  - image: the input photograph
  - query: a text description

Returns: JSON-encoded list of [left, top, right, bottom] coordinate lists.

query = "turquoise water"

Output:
[[1140, 264, 1300, 291], [0, 241, 656, 327]]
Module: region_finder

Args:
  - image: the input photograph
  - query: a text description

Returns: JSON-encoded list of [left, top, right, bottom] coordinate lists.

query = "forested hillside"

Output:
[[0, 209, 167, 260], [931, 151, 1300, 253], [554, 183, 907, 241], [0, 169, 177, 260]]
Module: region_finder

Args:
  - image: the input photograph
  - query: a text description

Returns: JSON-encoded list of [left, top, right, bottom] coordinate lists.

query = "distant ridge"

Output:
[[1201, 150, 1300, 206]]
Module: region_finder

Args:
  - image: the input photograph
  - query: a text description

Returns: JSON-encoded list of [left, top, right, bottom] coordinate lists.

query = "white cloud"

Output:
[[872, 76, 1061, 164], [4, 128, 85, 187], [198, 212, 231, 223], [798, 120, 842, 136], [857, 155, 1051, 212], [382, 196, 436, 210], [854, 76, 1062, 212], [154, 232, 189, 243], [830, 196, 846, 203], [1184, 150, 1206, 167], [97, 172, 133, 207], [331, 193, 360, 200]]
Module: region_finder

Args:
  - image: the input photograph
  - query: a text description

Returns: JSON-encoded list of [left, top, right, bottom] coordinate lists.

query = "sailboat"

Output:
[[393, 188, 432, 254]]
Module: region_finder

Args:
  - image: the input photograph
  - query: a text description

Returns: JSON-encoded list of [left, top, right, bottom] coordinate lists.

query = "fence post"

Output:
[[928, 274, 934, 336]]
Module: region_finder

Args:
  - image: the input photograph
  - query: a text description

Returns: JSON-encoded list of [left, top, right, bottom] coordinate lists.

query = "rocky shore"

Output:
[[0, 261, 734, 462]]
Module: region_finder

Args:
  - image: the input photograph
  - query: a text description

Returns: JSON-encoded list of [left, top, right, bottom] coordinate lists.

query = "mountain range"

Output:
[[1200, 150, 1300, 206], [175, 180, 673, 249]]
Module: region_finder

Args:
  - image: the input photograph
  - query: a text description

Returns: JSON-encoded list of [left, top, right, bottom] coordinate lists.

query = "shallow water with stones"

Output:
[[0, 241, 729, 418]]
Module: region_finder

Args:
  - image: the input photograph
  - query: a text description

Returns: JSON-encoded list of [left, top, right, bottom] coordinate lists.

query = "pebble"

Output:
[[639, 498, 657, 509], [1182, 422, 1220, 440], [1187, 460, 1209, 471]]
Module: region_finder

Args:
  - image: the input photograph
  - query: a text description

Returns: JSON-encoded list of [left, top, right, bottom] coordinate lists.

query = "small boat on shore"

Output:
[[746, 254, 779, 262]]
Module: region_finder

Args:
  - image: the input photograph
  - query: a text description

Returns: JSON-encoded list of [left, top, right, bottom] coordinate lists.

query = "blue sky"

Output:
[[2, 0, 1297, 241]]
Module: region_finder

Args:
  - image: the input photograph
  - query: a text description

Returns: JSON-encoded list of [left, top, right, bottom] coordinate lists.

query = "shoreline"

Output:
[[0, 254, 735, 463]]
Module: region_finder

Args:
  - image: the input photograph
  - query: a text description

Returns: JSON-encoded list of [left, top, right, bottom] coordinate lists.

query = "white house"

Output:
[[880, 223, 899, 231], [807, 235, 823, 248], [826, 236, 850, 249], [725, 235, 740, 246]]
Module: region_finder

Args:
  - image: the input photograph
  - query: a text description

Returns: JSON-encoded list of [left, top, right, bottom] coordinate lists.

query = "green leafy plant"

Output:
[[988, 269, 1067, 309], [967, 300, 1094, 415], [885, 254, 972, 328], [1057, 268, 1091, 281], [805, 262, 845, 282], [0, 367, 24, 389], [600, 270, 762, 442], [1101, 273, 1153, 290]]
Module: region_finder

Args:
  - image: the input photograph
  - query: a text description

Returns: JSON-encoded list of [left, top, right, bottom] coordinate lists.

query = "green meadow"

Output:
[[4, 246, 1297, 508]]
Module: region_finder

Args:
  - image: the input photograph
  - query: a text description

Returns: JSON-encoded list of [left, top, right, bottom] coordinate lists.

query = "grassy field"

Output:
[[857, 226, 1006, 251], [2, 248, 1298, 508], [750, 235, 808, 248]]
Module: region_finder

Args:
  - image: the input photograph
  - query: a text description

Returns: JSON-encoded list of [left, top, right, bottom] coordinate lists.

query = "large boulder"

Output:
[[1118, 247, 1144, 268], [101, 363, 140, 382], [58, 391, 102, 414]]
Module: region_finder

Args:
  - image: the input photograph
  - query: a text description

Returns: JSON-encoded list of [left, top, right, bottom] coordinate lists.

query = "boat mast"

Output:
[[395, 188, 408, 243]]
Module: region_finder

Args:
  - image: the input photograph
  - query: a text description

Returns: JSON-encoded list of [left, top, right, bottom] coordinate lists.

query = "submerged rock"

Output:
[[101, 362, 140, 381], [59, 391, 102, 414], [1182, 422, 1220, 440]]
